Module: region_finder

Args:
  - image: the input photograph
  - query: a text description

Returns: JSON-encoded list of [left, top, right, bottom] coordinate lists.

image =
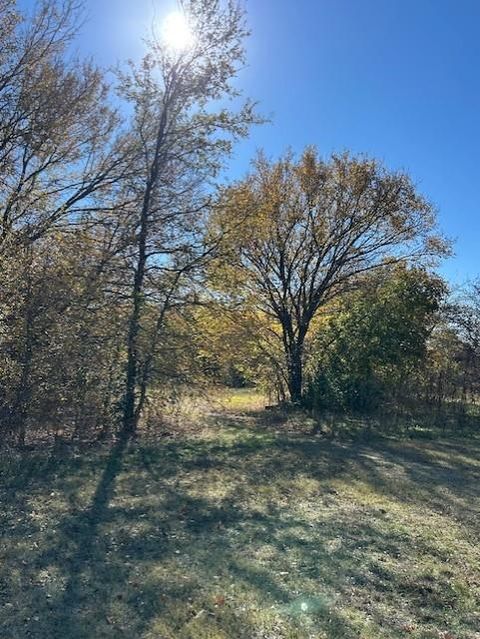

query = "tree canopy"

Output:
[[208, 148, 449, 402]]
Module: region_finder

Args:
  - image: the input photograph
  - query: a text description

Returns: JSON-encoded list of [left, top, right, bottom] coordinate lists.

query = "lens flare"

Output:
[[162, 11, 195, 52]]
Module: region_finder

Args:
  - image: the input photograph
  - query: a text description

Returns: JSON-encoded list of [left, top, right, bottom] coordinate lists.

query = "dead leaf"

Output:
[[213, 595, 226, 606], [401, 623, 416, 633]]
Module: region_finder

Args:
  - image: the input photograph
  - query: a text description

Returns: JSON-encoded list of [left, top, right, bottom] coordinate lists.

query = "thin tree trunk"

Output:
[[122, 213, 148, 435], [12, 292, 34, 447], [287, 344, 303, 404], [8, 246, 37, 447], [98, 340, 122, 439], [14, 343, 33, 448], [122, 96, 171, 436]]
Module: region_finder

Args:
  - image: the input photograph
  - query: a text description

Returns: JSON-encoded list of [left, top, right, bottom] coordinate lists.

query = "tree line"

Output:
[[1, 0, 478, 446]]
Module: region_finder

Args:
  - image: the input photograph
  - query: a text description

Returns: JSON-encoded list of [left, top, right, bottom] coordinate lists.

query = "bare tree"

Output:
[[0, 0, 124, 251]]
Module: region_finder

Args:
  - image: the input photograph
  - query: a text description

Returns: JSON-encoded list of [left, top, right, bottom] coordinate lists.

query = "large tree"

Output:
[[210, 148, 449, 403], [118, 0, 258, 434]]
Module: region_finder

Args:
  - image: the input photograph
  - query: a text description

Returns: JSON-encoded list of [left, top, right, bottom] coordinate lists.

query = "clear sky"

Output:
[[20, 0, 480, 283]]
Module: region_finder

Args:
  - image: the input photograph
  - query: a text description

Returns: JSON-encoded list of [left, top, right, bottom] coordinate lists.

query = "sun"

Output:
[[161, 10, 195, 52]]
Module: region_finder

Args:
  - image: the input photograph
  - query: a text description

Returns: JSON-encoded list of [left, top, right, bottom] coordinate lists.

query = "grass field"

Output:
[[1, 392, 479, 638]]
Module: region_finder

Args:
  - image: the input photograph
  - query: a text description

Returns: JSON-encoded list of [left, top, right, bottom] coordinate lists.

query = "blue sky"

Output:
[[21, 0, 480, 283]]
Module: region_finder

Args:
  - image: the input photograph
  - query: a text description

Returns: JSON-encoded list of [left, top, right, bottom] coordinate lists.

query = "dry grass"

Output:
[[1, 396, 479, 638]]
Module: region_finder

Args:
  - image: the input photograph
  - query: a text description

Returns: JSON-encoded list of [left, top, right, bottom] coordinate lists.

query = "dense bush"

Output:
[[305, 267, 446, 413]]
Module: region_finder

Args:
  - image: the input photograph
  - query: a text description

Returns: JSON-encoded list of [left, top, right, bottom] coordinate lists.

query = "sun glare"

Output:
[[161, 11, 195, 52]]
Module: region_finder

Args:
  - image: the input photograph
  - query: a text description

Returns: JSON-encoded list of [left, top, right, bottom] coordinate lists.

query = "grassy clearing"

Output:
[[1, 399, 479, 638], [212, 387, 269, 412]]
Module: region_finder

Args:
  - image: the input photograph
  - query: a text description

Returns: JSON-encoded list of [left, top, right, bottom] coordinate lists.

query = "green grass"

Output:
[[1, 401, 479, 638], [213, 387, 268, 412]]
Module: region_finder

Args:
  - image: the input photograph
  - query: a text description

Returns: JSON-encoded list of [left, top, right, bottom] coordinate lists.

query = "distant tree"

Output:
[[209, 148, 449, 403], [193, 302, 286, 395], [421, 325, 464, 408], [444, 279, 480, 403], [452, 280, 480, 358]]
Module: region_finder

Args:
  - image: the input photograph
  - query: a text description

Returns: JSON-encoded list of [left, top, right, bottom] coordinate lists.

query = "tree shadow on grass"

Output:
[[0, 435, 135, 638], [134, 427, 480, 636], [48, 433, 130, 637], [1, 437, 363, 638], [1, 414, 479, 638]]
